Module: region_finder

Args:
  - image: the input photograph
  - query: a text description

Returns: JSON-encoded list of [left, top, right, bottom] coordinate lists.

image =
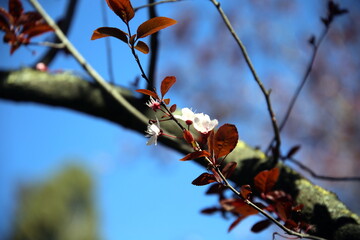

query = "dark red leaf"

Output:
[[251, 219, 272, 233], [180, 150, 210, 161], [221, 199, 260, 217], [22, 24, 53, 39], [135, 89, 159, 99], [134, 40, 149, 54], [9, 0, 23, 20], [211, 168, 223, 183], [240, 185, 252, 199], [0, 8, 11, 31], [275, 200, 292, 221], [284, 219, 298, 230], [169, 104, 176, 113], [136, 17, 177, 39], [91, 27, 128, 43], [205, 183, 225, 195], [201, 207, 220, 215], [214, 124, 238, 159], [17, 11, 41, 26], [254, 167, 280, 194], [222, 161, 237, 179], [105, 0, 134, 23], [160, 76, 176, 98], [286, 145, 301, 159], [192, 173, 216, 186], [228, 216, 246, 232]]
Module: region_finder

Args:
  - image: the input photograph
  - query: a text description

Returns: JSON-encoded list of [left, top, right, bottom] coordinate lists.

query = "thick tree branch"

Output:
[[0, 68, 359, 239]]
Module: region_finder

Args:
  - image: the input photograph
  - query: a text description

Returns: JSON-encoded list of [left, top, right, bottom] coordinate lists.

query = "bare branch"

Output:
[[209, 0, 281, 162], [287, 157, 360, 182]]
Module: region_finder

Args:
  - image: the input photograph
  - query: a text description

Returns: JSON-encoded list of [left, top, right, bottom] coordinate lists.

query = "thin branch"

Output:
[[279, 29, 328, 133], [209, 0, 281, 162], [29, 0, 149, 126], [287, 157, 360, 182], [101, 0, 115, 84], [134, 0, 183, 12], [266, 28, 329, 154], [33, 0, 78, 67], [29, 41, 66, 48]]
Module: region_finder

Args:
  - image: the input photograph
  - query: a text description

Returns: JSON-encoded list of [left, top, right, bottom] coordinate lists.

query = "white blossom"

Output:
[[193, 113, 218, 134], [174, 108, 196, 125], [145, 119, 161, 145]]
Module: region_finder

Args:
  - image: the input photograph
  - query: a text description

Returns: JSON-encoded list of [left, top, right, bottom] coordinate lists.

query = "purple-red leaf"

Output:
[[205, 183, 225, 195], [254, 168, 280, 194], [214, 124, 238, 159], [91, 27, 128, 43], [135, 89, 159, 99], [160, 76, 176, 98], [22, 23, 53, 39], [180, 150, 210, 161], [222, 161, 237, 179], [9, 0, 23, 20], [105, 0, 134, 23], [251, 219, 272, 233], [134, 40, 149, 54], [240, 185, 252, 199], [192, 173, 216, 186], [201, 207, 221, 215], [137, 16, 177, 39], [0, 8, 11, 31], [228, 216, 246, 232], [169, 104, 177, 113]]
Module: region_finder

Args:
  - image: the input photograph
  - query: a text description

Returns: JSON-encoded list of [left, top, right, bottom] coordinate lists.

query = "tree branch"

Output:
[[1, 68, 359, 240]]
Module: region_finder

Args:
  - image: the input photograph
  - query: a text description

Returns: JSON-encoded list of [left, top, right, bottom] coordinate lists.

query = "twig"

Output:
[[29, 41, 65, 48], [266, 28, 329, 155], [134, 0, 183, 12], [209, 0, 281, 162], [287, 157, 360, 182], [101, 0, 115, 84], [29, 0, 149, 126], [32, 0, 78, 67]]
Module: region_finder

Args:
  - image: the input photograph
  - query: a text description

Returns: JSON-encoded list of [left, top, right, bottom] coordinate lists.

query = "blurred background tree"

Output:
[[8, 165, 99, 240]]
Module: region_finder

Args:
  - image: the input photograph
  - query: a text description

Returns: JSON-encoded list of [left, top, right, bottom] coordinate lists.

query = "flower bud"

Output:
[[183, 130, 194, 144]]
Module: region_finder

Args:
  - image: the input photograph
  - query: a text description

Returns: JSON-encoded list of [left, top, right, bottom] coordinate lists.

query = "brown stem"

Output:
[[209, 0, 281, 162]]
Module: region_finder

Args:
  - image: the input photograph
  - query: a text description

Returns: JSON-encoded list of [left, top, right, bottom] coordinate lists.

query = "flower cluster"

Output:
[[144, 106, 218, 146], [174, 108, 218, 134]]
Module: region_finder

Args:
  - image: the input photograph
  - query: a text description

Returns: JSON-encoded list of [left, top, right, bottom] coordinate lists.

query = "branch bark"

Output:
[[1, 68, 359, 240]]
